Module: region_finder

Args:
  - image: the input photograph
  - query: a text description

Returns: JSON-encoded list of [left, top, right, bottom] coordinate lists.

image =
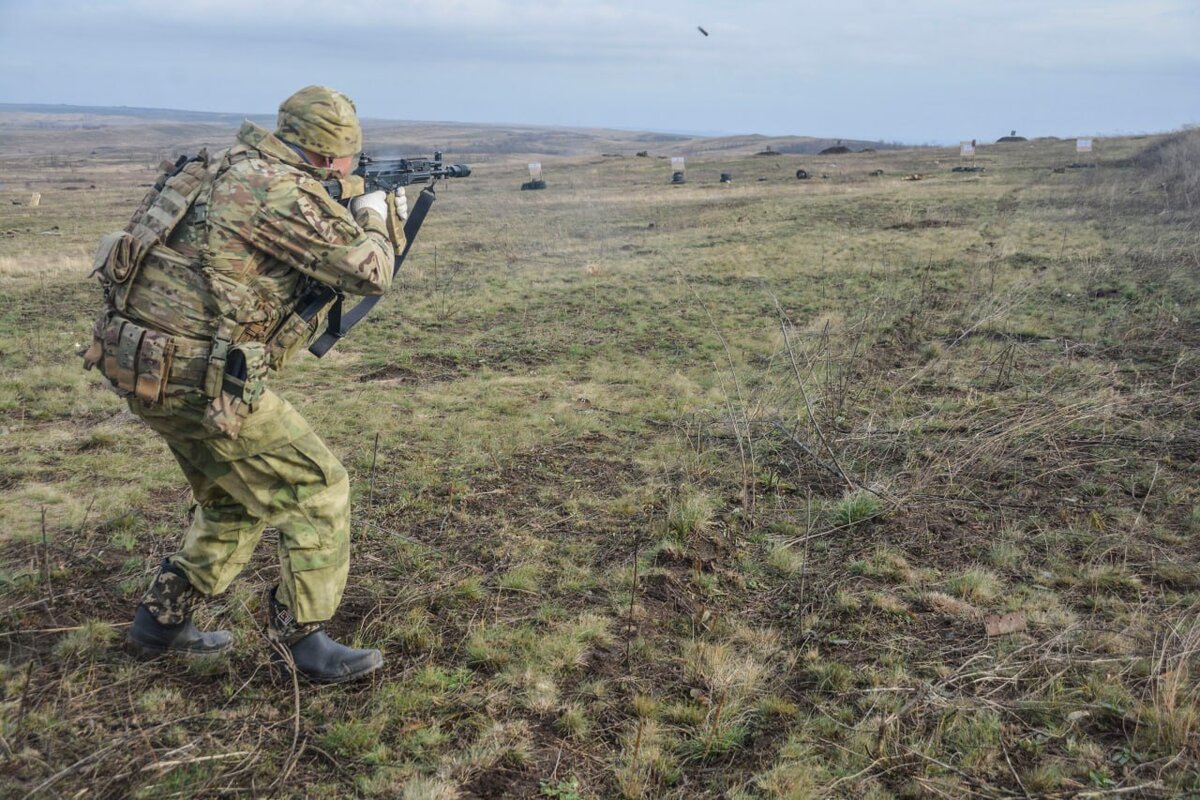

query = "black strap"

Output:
[[308, 186, 436, 357], [222, 347, 247, 399]]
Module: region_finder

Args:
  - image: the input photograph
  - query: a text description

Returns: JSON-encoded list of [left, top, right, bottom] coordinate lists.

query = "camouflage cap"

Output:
[[275, 86, 362, 158]]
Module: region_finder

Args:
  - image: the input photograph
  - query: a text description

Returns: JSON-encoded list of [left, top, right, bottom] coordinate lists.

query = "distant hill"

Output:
[[0, 103, 907, 160]]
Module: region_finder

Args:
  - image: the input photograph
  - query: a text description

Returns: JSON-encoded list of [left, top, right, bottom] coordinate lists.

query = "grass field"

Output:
[[1, 119, 1198, 799]]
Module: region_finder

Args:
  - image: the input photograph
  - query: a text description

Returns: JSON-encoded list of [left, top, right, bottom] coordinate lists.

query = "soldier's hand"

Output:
[[350, 190, 387, 220]]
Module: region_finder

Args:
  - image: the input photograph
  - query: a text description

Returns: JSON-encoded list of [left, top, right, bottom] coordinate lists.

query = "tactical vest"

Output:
[[82, 151, 334, 436]]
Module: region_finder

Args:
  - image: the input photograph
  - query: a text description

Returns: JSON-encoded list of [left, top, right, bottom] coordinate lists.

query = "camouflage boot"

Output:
[[128, 559, 233, 656], [267, 587, 382, 684]]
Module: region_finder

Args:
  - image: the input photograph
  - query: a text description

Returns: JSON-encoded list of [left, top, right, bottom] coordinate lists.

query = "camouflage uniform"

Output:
[[87, 88, 396, 627]]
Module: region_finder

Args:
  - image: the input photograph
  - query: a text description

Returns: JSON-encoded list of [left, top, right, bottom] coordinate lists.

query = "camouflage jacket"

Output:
[[122, 121, 394, 359]]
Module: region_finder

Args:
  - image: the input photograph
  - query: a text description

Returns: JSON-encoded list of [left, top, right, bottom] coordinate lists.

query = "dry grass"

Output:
[[2, 118, 1199, 797]]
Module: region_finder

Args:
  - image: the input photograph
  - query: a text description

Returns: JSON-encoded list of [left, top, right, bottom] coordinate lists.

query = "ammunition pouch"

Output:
[[82, 313, 175, 404], [83, 312, 214, 403], [91, 230, 152, 316], [196, 319, 263, 440], [92, 231, 149, 287], [265, 302, 331, 371], [223, 342, 267, 405], [197, 342, 267, 439]]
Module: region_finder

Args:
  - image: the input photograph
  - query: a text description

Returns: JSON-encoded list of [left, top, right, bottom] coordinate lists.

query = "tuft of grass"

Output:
[[941, 709, 1002, 770], [667, 488, 718, 539], [53, 619, 115, 659], [946, 568, 1002, 604], [388, 607, 443, 653], [756, 694, 799, 718], [613, 718, 678, 798], [1081, 564, 1143, 595], [831, 490, 882, 526], [920, 591, 980, 619], [631, 693, 659, 719], [498, 666, 559, 713], [986, 540, 1024, 569], [803, 649, 855, 693], [850, 547, 921, 584], [555, 704, 589, 739], [452, 576, 486, 604], [681, 641, 766, 701], [662, 701, 707, 726], [499, 563, 542, 593], [1153, 560, 1200, 589], [320, 719, 384, 760], [869, 592, 913, 618], [464, 623, 527, 671], [136, 687, 183, 715], [401, 776, 460, 800], [834, 590, 862, 612], [754, 736, 826, 799], [765, 541, 805, 575], [1022, 762, 1068, 794]]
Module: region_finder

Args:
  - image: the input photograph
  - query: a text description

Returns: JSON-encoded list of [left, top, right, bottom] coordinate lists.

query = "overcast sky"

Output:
[[0, 0, 1196, 143]]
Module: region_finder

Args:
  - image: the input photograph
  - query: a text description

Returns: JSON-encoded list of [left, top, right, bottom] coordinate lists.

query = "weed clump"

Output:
[[946, 568, 1002, 603], [831, 490, 882, 526], [667, 488, 718, 539], [52, 619, 115, 659]]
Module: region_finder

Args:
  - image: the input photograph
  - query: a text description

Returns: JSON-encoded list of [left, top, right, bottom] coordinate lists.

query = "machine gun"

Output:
[[306, 151, 472, 357], [322, 151, 471, 200]]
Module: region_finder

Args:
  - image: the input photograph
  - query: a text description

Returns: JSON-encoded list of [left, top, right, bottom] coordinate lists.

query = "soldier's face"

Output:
[[331, 154, 355, 178]]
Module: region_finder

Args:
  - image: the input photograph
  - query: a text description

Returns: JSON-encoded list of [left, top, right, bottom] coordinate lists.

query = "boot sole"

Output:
[[127, 636, 233, 659], [271, 653, 384, 685]]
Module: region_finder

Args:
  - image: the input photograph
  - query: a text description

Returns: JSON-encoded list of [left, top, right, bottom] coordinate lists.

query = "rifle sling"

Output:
[[308, 186, 436, 358]]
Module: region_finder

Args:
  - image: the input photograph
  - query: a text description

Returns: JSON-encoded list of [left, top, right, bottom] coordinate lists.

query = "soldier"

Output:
[[82, 86, 407, 683]]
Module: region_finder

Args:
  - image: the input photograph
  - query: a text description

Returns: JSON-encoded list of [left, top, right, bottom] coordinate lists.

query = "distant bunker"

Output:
[[996, 135, 1028, 143], [818, 145, 852, 155]]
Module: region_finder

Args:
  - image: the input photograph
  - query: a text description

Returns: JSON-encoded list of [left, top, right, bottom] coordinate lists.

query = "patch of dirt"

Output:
[[356, 353, 463, 383], [887, 219, 961, 230], [355, 364, 422, 383], [462, 761, 540, 799]]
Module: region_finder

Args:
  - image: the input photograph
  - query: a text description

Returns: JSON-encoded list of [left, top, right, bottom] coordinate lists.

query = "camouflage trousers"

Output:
[[128, 390, 350, 623]]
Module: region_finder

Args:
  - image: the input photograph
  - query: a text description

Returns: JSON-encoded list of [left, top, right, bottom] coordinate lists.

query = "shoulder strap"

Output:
[[125, 150, 210, 251]]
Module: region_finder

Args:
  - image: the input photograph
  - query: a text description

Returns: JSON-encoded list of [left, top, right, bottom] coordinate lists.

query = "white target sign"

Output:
[[1076, 138, 1093, 154]]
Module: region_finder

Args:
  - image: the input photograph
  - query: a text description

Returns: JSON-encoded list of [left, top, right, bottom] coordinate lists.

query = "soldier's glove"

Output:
[[389, 187, 408, 223], [383, 189, 408, 251], [350, 190, 387, 221]]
